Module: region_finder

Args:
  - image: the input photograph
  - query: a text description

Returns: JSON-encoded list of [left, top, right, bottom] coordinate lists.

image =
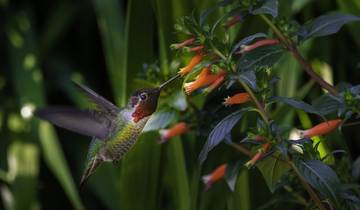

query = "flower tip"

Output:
[[223, 96, 231, 106], [202, 175, 213, 191], [244, 161, 253, 168], [184, 82, 195, 95]]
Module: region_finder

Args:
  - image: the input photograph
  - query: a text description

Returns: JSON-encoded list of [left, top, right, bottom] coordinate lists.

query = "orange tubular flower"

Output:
[[188, 45, 204, 52], [224, 15, 242, 29], [171, 37, 196, 49], [240, 39, 280, 54], [158, 122, 189, 144], [202, 164, 227, 190], [178, 53, 203, 76], [183, 67, 218, 95], [223, 92, 251, 106], [204, 70, 226, 93], [301, 119, 342, 138], [245, 143, 270, 167]]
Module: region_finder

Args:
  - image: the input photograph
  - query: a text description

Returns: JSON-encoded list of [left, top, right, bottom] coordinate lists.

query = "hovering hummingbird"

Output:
[[35, 74, 179, 187]]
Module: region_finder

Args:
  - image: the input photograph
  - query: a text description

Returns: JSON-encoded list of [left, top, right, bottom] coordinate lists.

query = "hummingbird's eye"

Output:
[[139, 92, 148, 101]]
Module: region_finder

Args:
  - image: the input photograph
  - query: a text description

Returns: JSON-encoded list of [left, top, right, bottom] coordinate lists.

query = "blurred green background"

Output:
[[1, 0, 360, 210]]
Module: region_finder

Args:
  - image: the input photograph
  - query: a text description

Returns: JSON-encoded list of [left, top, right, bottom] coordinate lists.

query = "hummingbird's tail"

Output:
[[79, 157, 102, 188]]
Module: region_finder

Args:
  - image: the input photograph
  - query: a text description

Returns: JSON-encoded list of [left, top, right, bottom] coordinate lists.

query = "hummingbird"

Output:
[[35, 74, 180, 187]]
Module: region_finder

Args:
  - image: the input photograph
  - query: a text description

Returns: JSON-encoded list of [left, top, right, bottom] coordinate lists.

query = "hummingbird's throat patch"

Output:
[[131, 106, 147, 123]]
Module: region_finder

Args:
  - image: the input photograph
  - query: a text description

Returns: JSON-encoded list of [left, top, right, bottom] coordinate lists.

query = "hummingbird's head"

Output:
[[129, 74, 180, 122], [130, 88, 160, 122]]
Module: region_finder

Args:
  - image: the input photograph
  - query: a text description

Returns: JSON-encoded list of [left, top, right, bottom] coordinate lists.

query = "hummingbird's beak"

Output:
[[159, 74, 181, 90]]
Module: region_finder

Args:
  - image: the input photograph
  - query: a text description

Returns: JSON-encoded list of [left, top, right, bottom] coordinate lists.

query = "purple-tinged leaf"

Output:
[[273, 96, 324, 117], [296, 159, 342, 207], [238, 45, 284, 71], [198, 108, 249, 164], [298, 12, 360, 40], [251, 0, 278, 18], [239, 70, 258, 91]]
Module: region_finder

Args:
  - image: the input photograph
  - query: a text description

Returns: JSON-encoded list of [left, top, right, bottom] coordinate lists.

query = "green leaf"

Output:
[[273, 96, 324, 117], [295, 159, 342, 207], [224, 159, 246, 191], [298, 12, 360, 40], [256, 154, 290, 193], [251, 0, 279, 18], [143, 111, 176, 132], [238, 45, 284, 72], [199, 108, 249, 164], [164, 138, 191, 210], [93, 0, 128, 106], [38, 122, 85, 210]]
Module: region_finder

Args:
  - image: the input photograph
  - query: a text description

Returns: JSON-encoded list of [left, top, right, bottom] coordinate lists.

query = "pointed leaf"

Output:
[[225, 159, 246, 191], [273, 96, 324, 117], [298, 12, 360, 40], [251, 0, 278, 18], [199, 108, 249, 163], [143, 111, 176, 132], [239, 70, 258, 91], [238, 45, 284, 72], [296, 159, 342, 206], [256, 153, 290, 192], [312, 94, 342, 115]]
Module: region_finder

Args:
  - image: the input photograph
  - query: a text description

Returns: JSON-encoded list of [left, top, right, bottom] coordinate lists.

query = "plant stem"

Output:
[[259, 15, 338, 96], [230, 143, 251, 156], [239, 80, 270, 123], [288, 161, 327, 210]]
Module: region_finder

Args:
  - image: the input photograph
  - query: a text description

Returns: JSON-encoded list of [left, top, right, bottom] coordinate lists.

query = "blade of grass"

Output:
[[93, 0, 127, 106], [163, 138, 191, 210], [226, 171, 250, 210]]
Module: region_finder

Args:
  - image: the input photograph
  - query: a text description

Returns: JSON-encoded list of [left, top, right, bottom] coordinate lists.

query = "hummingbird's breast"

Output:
[[104, 113, 150, 162]]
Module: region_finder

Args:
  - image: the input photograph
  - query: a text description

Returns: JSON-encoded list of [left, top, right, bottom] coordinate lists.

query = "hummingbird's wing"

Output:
[[35, 107, 113, 139], [73, 82, 120, 117]]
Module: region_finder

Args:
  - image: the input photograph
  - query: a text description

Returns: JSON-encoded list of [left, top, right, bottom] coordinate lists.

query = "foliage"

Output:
[[1, 0, 360, 210]]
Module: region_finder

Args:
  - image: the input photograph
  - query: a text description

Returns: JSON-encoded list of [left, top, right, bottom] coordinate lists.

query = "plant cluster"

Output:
[[147, 0, 360, 209]]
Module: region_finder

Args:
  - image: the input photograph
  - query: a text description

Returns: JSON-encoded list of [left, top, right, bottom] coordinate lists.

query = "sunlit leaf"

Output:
[[256, 153, 290, 192]]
